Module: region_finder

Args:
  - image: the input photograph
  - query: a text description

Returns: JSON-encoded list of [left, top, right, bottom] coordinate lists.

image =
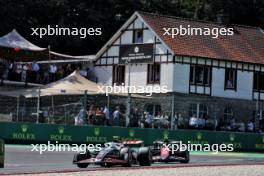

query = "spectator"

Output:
[[145, 112, 153, 128], [218, 117, 225, 131], [42, 65, 49, 84], [237, 122, 245, 132], [8, 61, 14, 80], [113, 106, 121, 126], [156, 113, 169, 129], [197, 117, 206, 129], [65, 64, 72, 76], [43, 109, 49, 123], [15, 63, 22, 81], [230, 117, 236, 131], [257, 110, 264, 133], [163, 114, 170, 128], [189, 114, 198, 128], [49, 64, 57, 82], [171, 113, 178, 129], [27, 63, 32, 83], [247, 119, 255, 132], [226, 79, 233, 89], [87, 105, 95, 125], [21, 64, 28, 82], [31, 61, 40, 83], [57, 66, 64, 80], [103, 106, 110, 126], [75, 108, 87, 125], [1, 63, 8, 85], [139, 112, 146, 128], [95, 107, 105, 125], [80, 67, 88, 77], [177, 113, 185, 128], [258, 113, 264, 132], [130, 108, 140, 127]]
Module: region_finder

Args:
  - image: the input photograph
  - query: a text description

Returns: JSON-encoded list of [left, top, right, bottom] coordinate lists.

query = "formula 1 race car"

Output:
[[73, 140, 152, 168], [150, 139, 190, 163]]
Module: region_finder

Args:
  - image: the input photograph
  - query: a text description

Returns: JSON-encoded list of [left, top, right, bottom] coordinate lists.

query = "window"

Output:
[[224, 105, 234, 122], [145, 104, 161, 116], [133, 30, 143, 43], [225, 69, 237, 90], [189, 104, 208, 118], [253, 72, 264, 91], [147, 64, 160, 84], [190, 65, 211, 85], [113, 65, 125, 85]]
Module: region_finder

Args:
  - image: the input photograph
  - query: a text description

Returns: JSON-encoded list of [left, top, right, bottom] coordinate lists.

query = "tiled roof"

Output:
[[139, 12, 264, 65]]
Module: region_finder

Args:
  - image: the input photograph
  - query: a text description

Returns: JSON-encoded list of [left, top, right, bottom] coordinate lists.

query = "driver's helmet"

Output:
[[153, 140, 163, 148], [105, 142, 123, 150], [112, 136, 122, 143], [163, 139, 170, 145]]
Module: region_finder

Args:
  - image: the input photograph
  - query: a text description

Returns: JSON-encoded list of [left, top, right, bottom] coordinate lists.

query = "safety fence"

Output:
[[1, 90, 264, 133], [0, 122, 263, 152], [0, 94, 128, 125]]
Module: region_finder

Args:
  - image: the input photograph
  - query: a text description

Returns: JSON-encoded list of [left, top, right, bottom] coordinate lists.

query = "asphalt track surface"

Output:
[[1, 145, 264, 175]]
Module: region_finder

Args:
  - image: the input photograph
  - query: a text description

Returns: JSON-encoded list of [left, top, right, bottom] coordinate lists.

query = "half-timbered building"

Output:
[[91, 11, 264, 124]]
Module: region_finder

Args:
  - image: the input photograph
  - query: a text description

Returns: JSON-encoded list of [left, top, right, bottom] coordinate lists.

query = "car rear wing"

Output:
[[123, 140, 144, 145]]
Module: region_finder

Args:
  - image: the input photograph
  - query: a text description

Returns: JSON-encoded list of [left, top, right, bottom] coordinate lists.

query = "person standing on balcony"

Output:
[[49, 64, 57, 82], [32, 61, 40, 83]]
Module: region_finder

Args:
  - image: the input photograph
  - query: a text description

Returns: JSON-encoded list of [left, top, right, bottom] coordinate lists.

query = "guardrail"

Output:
[[0, 139, 4, 168], [0, 122, 263, 152]]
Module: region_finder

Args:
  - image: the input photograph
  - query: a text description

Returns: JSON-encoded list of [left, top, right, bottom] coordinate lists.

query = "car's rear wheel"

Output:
[[100, 163, 113, 167], [180, 151, 190, 163], [138, 147, 152, 166]]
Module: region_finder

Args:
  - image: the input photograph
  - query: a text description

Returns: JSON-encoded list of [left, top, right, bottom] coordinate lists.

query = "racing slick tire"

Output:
[[73, 150, 91, 168], [100, 163, 113, 167], [120, 147, 133, 167], [180, 151, 190, 163], [137, 147, 152, 166]]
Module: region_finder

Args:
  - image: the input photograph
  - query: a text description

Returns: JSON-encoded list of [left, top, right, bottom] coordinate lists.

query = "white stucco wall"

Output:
[[93, 66, 113, 85], [125, 64, 147, 87], [173, 63, 190, 93], [211, 68, 253, 100], [160, 64, 173, 92]]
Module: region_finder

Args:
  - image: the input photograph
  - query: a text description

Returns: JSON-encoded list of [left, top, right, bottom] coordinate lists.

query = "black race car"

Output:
[[73, 140, 152, 168], [150, 140, 190, 163]]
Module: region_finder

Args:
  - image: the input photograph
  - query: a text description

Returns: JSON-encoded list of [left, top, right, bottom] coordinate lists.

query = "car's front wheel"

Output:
[[77, 163, 89, 168], [73, 151, 90, 168], [100, 163, 113, 167], [120, 147, 132, 167], [138, 147, 152, 166]]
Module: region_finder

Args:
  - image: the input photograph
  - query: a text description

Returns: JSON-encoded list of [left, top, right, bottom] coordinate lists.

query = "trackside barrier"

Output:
[[0, 139, 4, 168], [0, 122, 263, 152]]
